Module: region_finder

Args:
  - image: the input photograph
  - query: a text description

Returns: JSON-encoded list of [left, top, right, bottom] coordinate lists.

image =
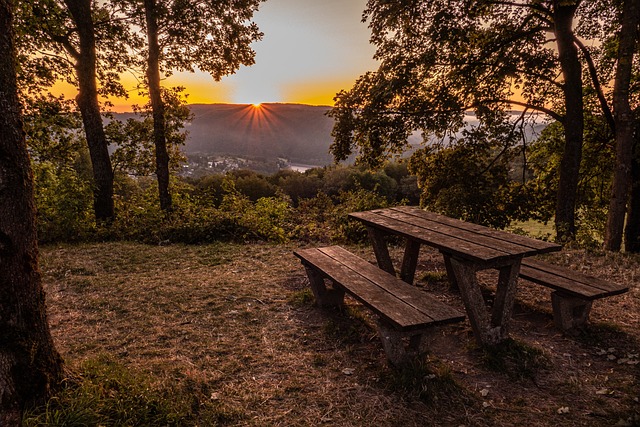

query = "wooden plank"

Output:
[[519, 260, 628, 300], [378, 208, 539, 257], [390, 206, 560, 254], [521, 259, 628, 294], [366, 226, 396, 275], [400, 239, 421, 284], [294, 248, 437, 329], [319, 246, 465, 325], [349, 211, 509, 263]]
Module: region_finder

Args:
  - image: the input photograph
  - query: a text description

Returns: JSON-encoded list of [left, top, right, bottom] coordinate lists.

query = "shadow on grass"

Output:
[[478, 339, 549, 382], [23, 354, 243, 427]]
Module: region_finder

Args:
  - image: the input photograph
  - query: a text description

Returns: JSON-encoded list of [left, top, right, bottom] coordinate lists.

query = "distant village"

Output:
[[180, 154, 318, 177]]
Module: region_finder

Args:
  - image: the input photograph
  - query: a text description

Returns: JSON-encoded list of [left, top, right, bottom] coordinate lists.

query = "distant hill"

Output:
[[184, 103, 335, 165], [110, 105, 547, 168]]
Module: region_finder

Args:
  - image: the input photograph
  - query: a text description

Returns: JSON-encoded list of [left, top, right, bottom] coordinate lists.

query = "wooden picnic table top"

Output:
[[349, 206, 561, 265]]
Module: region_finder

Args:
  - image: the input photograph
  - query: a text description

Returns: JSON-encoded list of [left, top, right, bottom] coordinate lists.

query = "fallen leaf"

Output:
[[342, 368, 355, 375], [557, 407, 570, 414], [480, 388, 490, 397]]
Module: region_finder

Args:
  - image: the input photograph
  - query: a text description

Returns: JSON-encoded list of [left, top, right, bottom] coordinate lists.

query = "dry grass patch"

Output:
[[31, 242, 640, 426]]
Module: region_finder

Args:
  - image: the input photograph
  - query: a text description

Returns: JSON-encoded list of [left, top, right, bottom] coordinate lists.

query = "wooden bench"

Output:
[[294, 245, 465, 365], [519, 259, 629, 332]]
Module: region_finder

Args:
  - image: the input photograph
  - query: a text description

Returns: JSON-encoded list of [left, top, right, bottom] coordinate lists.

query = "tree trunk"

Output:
[[625, 132, 640, 252], [553, 1, 584, 243], [0, 2, 64, 424], [604, 0, 640, 251], [144, 0, 172, 212], [64, 0, 115, 222]]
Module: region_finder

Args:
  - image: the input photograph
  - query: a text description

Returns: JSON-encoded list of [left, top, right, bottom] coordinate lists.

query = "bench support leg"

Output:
[[441, 252, 459, 291], [304, 267, 345, 307], [367, 227, 396, 276], [551, 292, 592, 333], [400, 239, 421, 285], [376, 321, 426, 366], [449, 258, 503, 346], [491, 259, 522, 337]]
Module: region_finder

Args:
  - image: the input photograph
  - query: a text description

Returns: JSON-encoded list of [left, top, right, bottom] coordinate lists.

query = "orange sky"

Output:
[[52, 0, 377, 112]]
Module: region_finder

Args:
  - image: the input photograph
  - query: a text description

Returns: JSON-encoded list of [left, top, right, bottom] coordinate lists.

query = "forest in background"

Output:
[[13, 0, 640, 253]]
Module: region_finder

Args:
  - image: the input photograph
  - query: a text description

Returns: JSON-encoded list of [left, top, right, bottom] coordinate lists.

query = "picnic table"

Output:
[[349, 206, 562, 345]]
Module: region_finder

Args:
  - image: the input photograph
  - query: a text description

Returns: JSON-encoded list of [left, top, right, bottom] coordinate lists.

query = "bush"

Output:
[[33, 162, 95, 243], [331, 188, 393, 243]]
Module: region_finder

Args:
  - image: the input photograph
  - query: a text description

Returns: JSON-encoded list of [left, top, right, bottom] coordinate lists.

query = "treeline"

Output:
[[35, 160, 419, 245]]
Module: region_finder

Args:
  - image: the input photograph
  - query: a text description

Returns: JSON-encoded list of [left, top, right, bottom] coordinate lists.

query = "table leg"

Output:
[[490, 258, 522, 337], [449, 258, 501, 346], [367, 226, 396, 276], [400, 239, 420, 284], [440, 251, 459, 291]]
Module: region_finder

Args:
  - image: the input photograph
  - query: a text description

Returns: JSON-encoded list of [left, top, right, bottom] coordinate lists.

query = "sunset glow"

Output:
[[46, 0, 378, 113]]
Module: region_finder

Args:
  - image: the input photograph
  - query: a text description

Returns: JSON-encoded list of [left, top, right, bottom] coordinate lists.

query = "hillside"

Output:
[[109, 105, 547, 170], [185, 103, 335, 165]]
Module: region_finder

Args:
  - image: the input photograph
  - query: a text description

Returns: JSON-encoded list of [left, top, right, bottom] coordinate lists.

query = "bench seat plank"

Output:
[[320, 246, 463, 324], [295, 246, 464, 331], [520, 259, 629, 300]]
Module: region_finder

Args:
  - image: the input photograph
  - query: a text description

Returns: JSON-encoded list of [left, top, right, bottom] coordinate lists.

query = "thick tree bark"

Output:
[[64, 0, 115, 222], [144, 0, 172, 212], [0, 1, 64, 424], [553, 1, 584, 243], [625, 134, 640, 252], [604, 0, 640, 251]]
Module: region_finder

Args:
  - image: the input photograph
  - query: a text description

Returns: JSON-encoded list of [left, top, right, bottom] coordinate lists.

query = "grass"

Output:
[[479, 339, 549, 381], [25, 241, 640, 426]]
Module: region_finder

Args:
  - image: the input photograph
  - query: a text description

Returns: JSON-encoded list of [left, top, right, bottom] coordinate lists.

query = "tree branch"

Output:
[[472, 99, 564, 122], [50, 34, 79, 60], [33, 49, 76, 69], [574, 36, 615, 133], [484, 0, 551, 16]]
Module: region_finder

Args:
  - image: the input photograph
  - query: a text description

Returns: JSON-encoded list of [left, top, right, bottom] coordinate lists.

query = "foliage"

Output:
[[31, 160, 418, 245], [21, 94, 83, 163], [107, 86, 193, 176], [331, 188, 393, 243], [15, 0, 140, 98], [526, 115, 615, 243], [218, 179, 292, 243], [23, 94, 96, 243], [121, 0, 263, 81], [327, 0, 634, 242], [408, 116, 535, 229], [33, 162, 95, 243]]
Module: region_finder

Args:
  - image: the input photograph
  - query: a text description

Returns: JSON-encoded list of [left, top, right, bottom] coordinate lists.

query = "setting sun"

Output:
[[252, 103, 262, 108]]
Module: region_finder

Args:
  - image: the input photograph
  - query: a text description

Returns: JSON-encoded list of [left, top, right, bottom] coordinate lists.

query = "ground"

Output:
[[40, 241, 639, 426]]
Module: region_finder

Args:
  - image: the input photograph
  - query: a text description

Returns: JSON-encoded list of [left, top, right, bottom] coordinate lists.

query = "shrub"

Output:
[[33, 162, 94, 243]]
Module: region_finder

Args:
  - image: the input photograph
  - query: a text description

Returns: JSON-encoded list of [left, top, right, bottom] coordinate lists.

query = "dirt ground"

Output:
[[41, 241, 639, 426]]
